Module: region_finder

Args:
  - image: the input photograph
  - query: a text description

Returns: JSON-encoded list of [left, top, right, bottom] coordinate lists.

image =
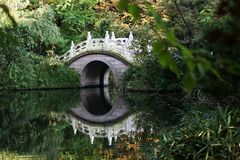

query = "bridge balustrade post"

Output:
[[90, 135, 95, 144], [111, 32, 116, 41], [108, 133, 113, 146], [104, 31, 110, 50], [71, 118, 77, 134], [87, 32, 92, 50], [128, 31, 134, 49], [70, 41, 75, 58], [110, 32, 116, 52], [123, 44, 127, 57], [114, 135, 118, 142], [87, 31, 92, 41]]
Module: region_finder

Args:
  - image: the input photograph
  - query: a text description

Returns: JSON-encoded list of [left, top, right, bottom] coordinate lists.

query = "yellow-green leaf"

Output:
[[128, 4, 141, 20]]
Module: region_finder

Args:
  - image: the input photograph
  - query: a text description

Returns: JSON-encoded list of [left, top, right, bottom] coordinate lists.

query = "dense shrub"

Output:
[[0, 53, 80, 90], [17, 5, 64, 55]]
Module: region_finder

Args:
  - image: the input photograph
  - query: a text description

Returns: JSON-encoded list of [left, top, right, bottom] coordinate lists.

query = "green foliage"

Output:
[[123, 54, 181, 92], [0, 2, 80, 90], [127, 4, 141, 20], [0, 52, 80, 90], [52, 0, 111, 52], [118, 0, 129, 11], [18, 5, 64, 55], [199, 6, 215, 27], [55, 1, 98, 34], [118, 0, 216, 93], [118, 0, 240, 95], [197, 0, 240, 98], [0, 4, 17, 27], [0, 5, 26, 88], [119, 0, 240, 158], [145, 107, 240, 160]]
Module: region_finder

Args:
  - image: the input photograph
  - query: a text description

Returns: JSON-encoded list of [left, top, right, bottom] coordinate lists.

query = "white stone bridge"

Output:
[[59, 31, 135, 87]]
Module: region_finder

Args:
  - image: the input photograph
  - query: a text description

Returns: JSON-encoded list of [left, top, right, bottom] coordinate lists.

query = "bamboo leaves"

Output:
[[150, 108, 240, 159]]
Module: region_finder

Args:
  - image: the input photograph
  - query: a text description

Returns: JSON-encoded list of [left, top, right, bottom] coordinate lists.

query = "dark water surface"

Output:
[[0, 88, 180, 159]]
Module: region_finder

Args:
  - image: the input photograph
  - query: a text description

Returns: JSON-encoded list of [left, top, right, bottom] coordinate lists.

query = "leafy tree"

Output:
[[0, 1, 80, 90], [18, 5, 63, 55]]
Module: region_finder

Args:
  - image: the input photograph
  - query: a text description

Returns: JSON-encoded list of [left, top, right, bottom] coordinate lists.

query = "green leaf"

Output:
[[186, 60, 196, 72], [169, 60, 180, 79], [153, 40, 168, 68], [157, 51, 171, 68], [118, 0, 129, 11], [128, 4, 141, 20], [152, 40, 165, 52], [153, 40, 180, 78], [178, 44, 192, 58], [163, 134, 167, 142], [166, 31, 178, 46], [197, 63, 205, 78], [227, 115, 231, 126], [183, 72, 197, 93]]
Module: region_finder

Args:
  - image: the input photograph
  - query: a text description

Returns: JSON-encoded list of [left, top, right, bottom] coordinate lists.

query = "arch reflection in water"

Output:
[[82, 87, 112, 115], [70, 88, 129, 123], [66, 87, 142, 145]]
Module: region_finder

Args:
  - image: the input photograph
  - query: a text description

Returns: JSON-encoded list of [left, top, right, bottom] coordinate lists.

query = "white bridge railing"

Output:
[[59, 31, 135, 62]]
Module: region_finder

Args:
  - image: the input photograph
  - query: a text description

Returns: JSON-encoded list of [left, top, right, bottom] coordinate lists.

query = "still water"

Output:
[[0, 88, 180, 159]]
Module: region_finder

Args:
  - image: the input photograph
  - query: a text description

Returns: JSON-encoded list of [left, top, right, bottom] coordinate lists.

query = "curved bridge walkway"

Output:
[[59, 31, 136, 87]]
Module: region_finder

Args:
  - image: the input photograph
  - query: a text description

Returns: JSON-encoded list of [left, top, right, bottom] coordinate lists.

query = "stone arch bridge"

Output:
[[60, 31, 135, 87]]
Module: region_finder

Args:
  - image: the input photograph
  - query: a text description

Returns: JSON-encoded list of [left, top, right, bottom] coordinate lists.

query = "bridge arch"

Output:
[[69, 53, 129, 87], [60, 31, 135, 87], [81, 60, 110, 87]]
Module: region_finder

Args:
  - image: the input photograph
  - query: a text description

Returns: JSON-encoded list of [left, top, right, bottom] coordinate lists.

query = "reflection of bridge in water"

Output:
[[66, 113, 138, 146], [66, 88, 143, 145]]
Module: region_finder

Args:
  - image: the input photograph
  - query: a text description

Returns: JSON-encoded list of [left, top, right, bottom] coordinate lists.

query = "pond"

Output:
[[0, 88, 181, 159]]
